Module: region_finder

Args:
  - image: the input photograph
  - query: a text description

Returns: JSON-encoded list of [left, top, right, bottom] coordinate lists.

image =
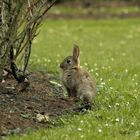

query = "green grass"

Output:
[[49, 5, 140, 15], [5, 18, 140, 140]]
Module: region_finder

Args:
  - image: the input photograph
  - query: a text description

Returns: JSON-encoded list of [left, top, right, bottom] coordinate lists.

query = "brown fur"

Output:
[[60, 45, 96, 104]]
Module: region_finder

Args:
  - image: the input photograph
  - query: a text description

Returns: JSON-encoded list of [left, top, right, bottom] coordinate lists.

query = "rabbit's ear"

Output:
[[73, 44, 80, 64]]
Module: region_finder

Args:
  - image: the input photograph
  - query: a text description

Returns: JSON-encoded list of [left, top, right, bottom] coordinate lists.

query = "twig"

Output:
[[23, 28, 32, 73], [0, 0, 57, 90], [28, 0, 33, 17]]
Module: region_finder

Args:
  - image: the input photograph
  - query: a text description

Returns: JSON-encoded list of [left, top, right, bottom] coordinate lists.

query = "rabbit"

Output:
[[60, 44, 96, 106]]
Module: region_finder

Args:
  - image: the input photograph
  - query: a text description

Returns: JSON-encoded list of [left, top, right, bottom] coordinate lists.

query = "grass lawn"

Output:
[[5, 18, 140, 140], [49, 5, 140, 15]]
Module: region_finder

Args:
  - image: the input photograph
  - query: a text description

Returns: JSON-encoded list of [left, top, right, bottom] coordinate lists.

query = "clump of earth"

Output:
[[0, 71, 82, 137]]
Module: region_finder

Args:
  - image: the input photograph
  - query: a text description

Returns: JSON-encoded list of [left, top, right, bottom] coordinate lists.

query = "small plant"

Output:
[[0, 0, 56, 91]]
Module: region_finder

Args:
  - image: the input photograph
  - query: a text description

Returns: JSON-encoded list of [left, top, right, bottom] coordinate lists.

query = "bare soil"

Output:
[[0, 72, 81, 137]]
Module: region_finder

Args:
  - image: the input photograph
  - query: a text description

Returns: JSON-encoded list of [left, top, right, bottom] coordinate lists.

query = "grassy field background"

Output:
[[49, 5, 140, 15], [6, 18, 140, 140]]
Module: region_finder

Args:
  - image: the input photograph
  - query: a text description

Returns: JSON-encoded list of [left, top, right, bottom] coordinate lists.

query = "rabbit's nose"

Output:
[[60, 63, 63, 68]]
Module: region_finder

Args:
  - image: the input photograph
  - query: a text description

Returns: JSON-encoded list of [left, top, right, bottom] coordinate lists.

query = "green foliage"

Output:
[[5, 18, 140, 140], [49, 5, 140, 18]]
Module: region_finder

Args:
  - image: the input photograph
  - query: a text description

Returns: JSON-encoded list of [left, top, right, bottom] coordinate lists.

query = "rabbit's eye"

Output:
[[67, 59, 71, 64]]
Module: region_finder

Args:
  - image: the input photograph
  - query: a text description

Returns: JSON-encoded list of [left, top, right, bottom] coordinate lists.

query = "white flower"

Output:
[[84, 62, 88, 66], [111, 58, 114, 61], [105, 123, 109, 126], [108, 105, 111, 108], [90, 69, 94, 72], [77, 128, 82, 131], [43, 58, 47, 62], [102, 66, 105, 69], [95, 67, 98, 71], [94, 63, 97, 67], [101, 82, 105, 85], [37, 59, 41, 63], [135, 82, 138, 86], [125, 69, 128, 73], [115, 118, 119, 122], [47, 59, 51, 63], [126, 102, 129, 106], [96, 73, 99, 76], [135, 131, 140, 137], [115, 103, 120, 106], [57, 54, 60, 57], [108, 66, 111, 69], [131, 122, 134, 126], [98, 129, 102, 133]]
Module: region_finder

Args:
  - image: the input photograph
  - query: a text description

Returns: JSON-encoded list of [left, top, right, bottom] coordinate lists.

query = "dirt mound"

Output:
[[0, 72, 81, 136]]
